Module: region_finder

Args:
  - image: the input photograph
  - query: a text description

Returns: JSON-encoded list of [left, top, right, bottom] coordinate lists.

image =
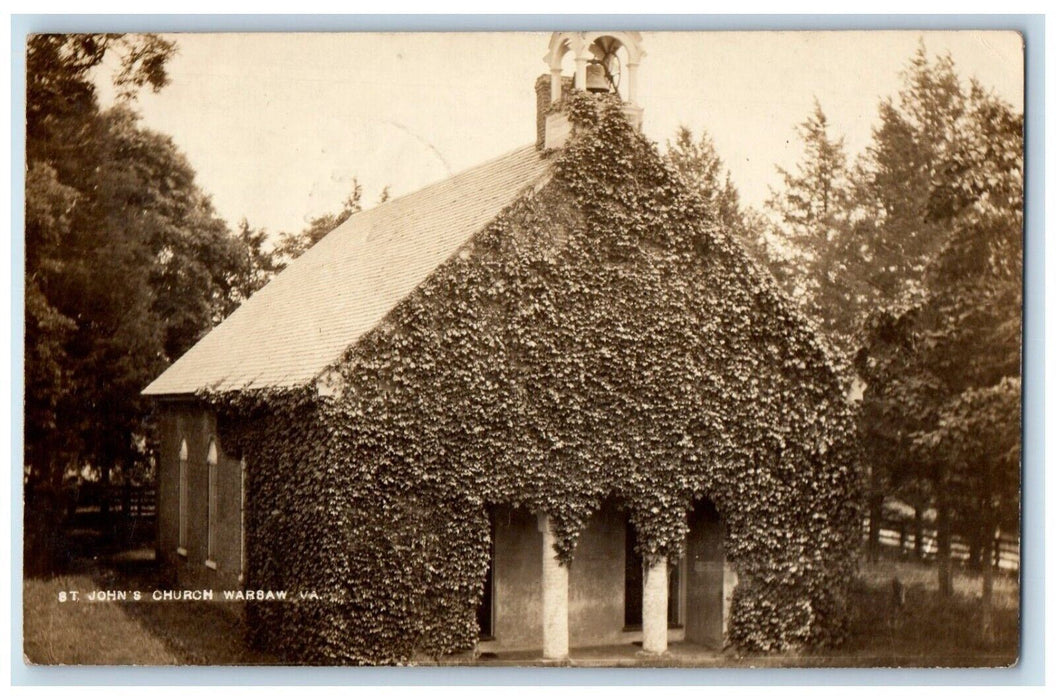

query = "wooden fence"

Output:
[[64, 483, 157, 549], [863, 516, 1020, 573]]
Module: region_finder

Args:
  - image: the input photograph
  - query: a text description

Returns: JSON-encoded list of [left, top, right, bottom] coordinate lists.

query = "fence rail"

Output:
[[64, 483, 157, 548], [863, 516, 1019, 573]]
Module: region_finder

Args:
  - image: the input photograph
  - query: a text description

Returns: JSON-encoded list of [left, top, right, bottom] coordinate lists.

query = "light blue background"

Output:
[[9, 13, 1045, 686]]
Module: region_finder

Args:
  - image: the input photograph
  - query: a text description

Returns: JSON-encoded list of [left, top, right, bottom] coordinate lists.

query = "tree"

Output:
[[853, 308, 942, 563], [855, 81, 1022, 599], [849, 42, 967, 312], [231, 218, 282, 305], [665, 126, 772, 274], [24, 163, 79, 569], [913, 85, 1022, 607], [765, 99, 857, 362], [24, 34, 266, 572], [271, 179, 393, 270], [26, 35, 177, 572], [26, 34, 176, 186], [272, 179, 364, 268], [844, 45, 981, 579], [918, 378, 1019, 637]]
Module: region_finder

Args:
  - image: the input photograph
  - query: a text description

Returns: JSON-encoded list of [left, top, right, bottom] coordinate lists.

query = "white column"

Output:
[[574, 55, 589, 93], [538, 513, 569, 660], [626, 62, 640, 105], [550, 68, 563, 103], [642, 557, 668, 655]]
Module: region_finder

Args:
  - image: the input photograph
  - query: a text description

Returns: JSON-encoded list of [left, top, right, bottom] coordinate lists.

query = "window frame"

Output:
[[177, 438, 189, 557], [205, 438, 219, 568]]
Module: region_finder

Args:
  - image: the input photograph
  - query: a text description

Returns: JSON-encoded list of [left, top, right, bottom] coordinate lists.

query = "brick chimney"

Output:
[[536, 73, 573, 149], [535, 74, 549, 149]]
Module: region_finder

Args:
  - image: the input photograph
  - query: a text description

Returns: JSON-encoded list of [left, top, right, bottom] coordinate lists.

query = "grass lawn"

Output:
[[726, 558, 1019, 668], [24, 575, 180, 665], [23, 555, 1018, 667], [23, 562, 278, 666], [834, 558, 1019, 667]]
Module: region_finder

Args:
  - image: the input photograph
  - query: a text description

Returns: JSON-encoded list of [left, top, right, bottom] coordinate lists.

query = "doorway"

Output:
[[683, 498, 724, 648], [476, 506, 495, 639]]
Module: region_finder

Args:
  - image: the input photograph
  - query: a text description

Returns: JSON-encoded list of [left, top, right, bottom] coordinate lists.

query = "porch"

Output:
[[476, 500, 735, 660]]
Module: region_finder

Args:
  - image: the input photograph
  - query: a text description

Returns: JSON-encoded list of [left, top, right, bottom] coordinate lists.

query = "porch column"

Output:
[[574, 54, 589, 92], [538, 513, 569, 660], [642, 557, 669, 654]]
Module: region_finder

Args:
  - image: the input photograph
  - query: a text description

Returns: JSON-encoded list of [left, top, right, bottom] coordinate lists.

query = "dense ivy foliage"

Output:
[[207, 93, 862, 663]]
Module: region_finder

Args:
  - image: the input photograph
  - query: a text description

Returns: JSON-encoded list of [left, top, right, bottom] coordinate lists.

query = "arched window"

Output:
[[178, 439, 189, 556], [206, 439, 219, 567]]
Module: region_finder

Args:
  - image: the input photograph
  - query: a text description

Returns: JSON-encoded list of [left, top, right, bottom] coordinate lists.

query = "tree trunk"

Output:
[[24, 444, 67, 576], [936, 499, 953, 597], [122, 478, 133, 548], [913, 506, 924, 561], [100, 458, 112, 544], [981, 517, 995, 644], [968, 526, 982, 572], [868, 493, 884, 563]]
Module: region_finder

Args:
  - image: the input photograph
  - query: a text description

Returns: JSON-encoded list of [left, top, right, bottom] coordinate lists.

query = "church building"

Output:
[[144, 32, 860, 664]]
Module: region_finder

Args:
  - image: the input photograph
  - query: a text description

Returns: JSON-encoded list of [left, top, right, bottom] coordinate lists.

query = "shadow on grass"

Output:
[[88, 559, 282, 666], [23, 573, 181, 665], [24, 556, 281, 666]]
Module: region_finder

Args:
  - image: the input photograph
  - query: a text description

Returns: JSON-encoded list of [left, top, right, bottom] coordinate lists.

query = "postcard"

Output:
[[22, 29, 1023, 668]]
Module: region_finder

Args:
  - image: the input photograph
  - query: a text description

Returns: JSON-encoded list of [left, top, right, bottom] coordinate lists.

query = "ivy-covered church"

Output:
[[143, 32, 861, 664]]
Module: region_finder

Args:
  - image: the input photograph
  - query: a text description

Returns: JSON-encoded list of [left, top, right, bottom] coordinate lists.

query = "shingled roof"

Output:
[[143, 144, 552, 397]]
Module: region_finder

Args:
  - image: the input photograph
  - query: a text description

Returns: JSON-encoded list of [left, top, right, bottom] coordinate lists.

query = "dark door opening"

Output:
[[476, 507, 495, 639], [624, 517, 681, 629], [624, 520, 643, 627], [684, 499, 724, 648], [669, 557, 681, 625]]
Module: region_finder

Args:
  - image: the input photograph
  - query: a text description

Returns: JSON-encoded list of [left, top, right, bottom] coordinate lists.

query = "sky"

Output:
[[96, 31, 1024, 239]]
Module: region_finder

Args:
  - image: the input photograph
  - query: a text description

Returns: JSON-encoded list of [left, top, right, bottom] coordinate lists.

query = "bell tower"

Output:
[[538, 31, 646, 149]]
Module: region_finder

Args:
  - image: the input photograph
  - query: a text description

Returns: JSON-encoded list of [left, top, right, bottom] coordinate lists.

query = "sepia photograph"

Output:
[[20, 27, 1024, 670]]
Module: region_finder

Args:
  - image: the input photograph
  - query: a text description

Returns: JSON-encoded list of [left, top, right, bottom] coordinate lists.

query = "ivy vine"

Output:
[[205, 93, 862, 664]]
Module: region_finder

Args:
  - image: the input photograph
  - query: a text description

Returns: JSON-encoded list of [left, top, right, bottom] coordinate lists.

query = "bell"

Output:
[[585, 62, 610, 93]]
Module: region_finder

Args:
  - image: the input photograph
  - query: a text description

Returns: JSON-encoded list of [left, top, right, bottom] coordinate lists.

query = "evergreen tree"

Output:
[[232, 218, 282, 307], [665, 125, 772, 274], [850, 42, 967, 311], [913, 85, 1022, 606], [856, 80, 1022, 598], [271, 179, 393, 269], [851, 45, 979, 587], [765, 98, 856, 361]]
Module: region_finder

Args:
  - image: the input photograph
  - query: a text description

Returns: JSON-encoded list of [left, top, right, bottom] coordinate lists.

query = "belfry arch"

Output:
[[543, 31, 645, 106]]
